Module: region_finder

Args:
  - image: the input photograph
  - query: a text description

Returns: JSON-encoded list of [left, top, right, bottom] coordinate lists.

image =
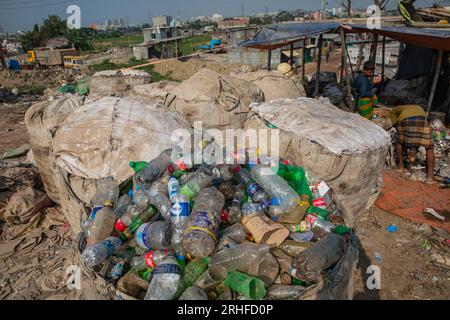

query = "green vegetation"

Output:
[[90, 33, 144, 51], [18, 84, 46, 95], [89, 58, 176, 82]]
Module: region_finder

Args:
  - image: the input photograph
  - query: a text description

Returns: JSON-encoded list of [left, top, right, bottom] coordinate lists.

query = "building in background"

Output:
[[152, 16, 173, 27], [217, 17, 250, 30]]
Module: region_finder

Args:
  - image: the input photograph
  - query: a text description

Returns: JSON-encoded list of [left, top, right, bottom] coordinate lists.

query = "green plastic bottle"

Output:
[[175, 257, 210, 299], [120, 205, 158, 240], [224, 271, 266, 300], [277, 163, 313, 201], [129, 161, 148, 174]]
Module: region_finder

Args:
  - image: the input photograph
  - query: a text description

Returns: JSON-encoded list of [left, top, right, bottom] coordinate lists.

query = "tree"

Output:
[[342, 0, 352, 18]]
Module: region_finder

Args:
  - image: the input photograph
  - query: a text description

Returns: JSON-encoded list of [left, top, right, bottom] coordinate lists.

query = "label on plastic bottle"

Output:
[[135, 223, 151, 250], [144, 249, 170, 268], [271, 197, 281, 206], [152, 263, 181, 275], [90, 206, 103, 221], [180, 185, 196, 200], [289, 221, 311, 233], [168, 178, 180, 199], [317, 181, 330, 197], [312, 198, 326, 208], [103, 238, 118, 256], [170, 201, 190, 218], [184, 211, 218, 241], [247, 183, 259, 197], [114, 218, 127, 233], [305, 213, 318, 225]]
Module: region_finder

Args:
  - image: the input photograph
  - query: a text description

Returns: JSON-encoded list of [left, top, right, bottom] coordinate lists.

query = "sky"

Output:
[[0, 0, 432, 33]]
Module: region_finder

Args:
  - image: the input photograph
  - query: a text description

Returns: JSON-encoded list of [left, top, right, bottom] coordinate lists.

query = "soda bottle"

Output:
[[233, 166, 269, 204], [226, 185, 246, 224], [168, 177, 190, 260], [135, 221, 171, 250], [120, 205, 159, 240], [305, 213, 336, 234], [276, 163, 313, 200], [135, 149, 172, 189], [180, 165, 214, 201], [87, 199, 117, 246], [144, 256, 181, 300], [223, 271, 266, 300], [174, 257, 209, 299], [209, 241, 270, 277], [251, 165, 300, 220], [114, 194, 132, 218], [311, 186, 327, 210], [81, 236, 122, 267], [114, 204, 144, 234], [182, 187, 225, 260], [130, 249, 173, 271], [129, 161, 148, 174], [291, 233, 347, 282], [179, 286, 208, 300]]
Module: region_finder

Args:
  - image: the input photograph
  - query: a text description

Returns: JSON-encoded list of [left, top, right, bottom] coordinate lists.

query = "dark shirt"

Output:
[[353, 74, 374, 100]]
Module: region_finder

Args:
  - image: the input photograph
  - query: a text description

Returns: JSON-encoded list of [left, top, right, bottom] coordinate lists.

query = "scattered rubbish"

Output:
[[387, 225, 398, 233], [374, 252, 382, 263], [424, 208, 446, 222], [1, 144, 31, 160]]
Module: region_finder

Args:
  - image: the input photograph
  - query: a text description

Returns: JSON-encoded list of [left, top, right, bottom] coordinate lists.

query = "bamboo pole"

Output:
[[315, 34, 323, 97], [302, 38, 306, 81], [427, 50, 443, 114]]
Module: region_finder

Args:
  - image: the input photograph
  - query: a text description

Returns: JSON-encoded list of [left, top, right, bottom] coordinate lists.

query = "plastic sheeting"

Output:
[[249, 97, 391, 155], [239, 22, 341, 49]]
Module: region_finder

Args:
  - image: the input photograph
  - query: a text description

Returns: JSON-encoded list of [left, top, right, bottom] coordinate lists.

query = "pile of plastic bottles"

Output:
[[79, 146, 353, 300]]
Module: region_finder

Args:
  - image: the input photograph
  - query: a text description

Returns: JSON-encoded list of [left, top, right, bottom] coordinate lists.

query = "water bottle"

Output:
[[120, 205, 159, 240], [209, 241, 270, 277], [241, 202, 267, 216], [291, 233, 347, 282], [233, 166, 269, 204], [132, 189, 150, 209], [251, 165, 300, 219], [135, 149, 172, 189], [144, 175, 172, 221], [83, 177, 119, 234], [180, 165, 214, 201], [144, 256, 181, 300], [130, 249, 173, 271], [212, 165, 233, 186], [219, 223, 247, 243], [182, 187, 225, 259], [168, 177, 190, 260], [114, 194, 132, 218], [175, 257, 209, 299], [114, 204, 144, 233], [81, 236, 122, 267], [86, 199, 117, 246], [135, 221, 171, 250], [226, 185, 246, 224], [305, 213, 336, 234]]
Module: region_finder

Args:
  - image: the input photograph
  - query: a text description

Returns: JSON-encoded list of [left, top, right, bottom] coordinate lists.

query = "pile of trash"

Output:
[[76, 147, 359, 300]]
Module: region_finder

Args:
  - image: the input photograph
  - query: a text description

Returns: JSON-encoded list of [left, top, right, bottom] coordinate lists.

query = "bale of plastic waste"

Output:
[[132, 81, 180, 103], [245, 97, 391, 226], [235, 70, 306, 102], [51, 96, 193, 233], [25, 95, 84, 203], [165, 69, 264, 131], [89, 69, 151, 96]]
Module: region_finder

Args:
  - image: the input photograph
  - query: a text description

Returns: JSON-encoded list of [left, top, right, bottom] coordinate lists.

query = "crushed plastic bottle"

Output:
[[135, 149, 172, 189], [225, 185, 246, 224], [87, 199, 117, 246], [224, 271, 266, 300], [241, 202, 267, 216], [114, 194, 132, 218], [168, 176, 190, 260], [182, 187, 225, 260], [120, 205, 158, 240], [233, 166, 269, 204], [179, 286, 208, 300], [135, 221, 171, 250], [82, 236, 122, 267], [180, 165, 214, 201], [130, 249, 173, 271], [144, 256, 181, 300]]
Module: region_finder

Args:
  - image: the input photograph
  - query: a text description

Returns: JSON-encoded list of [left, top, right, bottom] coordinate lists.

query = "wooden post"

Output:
[[302, 38, 306, 81], [381, 36, 386, 87], [427, 50, 444, 114], [340, 28, 353, 104], [267, 48, 272, 71], [371, 34, 379, 83], [315, 33, 323, 97], [290, 43, 294, 66], [175, 39, 179, 58]]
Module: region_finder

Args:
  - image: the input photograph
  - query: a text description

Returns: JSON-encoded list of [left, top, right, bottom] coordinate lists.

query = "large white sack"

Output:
[[165, 68, 264, 131], [235, 70, 306, 101], [245, 97, 391, 225], [51, 96, 193, 233]]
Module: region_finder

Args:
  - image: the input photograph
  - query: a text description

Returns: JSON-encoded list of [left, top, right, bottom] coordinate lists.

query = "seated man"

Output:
[[353, 61, 378, 120], [388, 104, 436, 184]]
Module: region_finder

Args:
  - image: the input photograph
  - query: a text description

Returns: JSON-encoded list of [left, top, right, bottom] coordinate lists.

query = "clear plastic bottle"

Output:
[[311, 186, 327, 210], [130, 249, 172, 270], [219, 223, 247, 243], [209, 241, 270, 277], [168, 177, 190, 260], [179, 286, 208, 300], [114, 194, 132, 218], [226, 185, 246, 224], [81, 236, 122, 267], [132, 189, 150, 209], [291, 233, 347, 282], [267, 284, 306, 300], [241, 202, 266, 217], [114, 204, 144, 233], [144, 256, 181, 300], [180, 165, 214, 201], [135, 149, 172, 189], [251, 165, 300, 219], [212, 165, 233, 185], [182, 187, 225, 259], [145, 178, 172, 221], [120, 205, 159, 241], [305, 213, 337, 234], [233, 166, 269, 204], [135, 221, 171, 250], [87, 199, 117, 246]]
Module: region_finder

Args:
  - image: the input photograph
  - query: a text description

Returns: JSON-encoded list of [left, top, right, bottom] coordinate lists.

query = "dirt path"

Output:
[[0, 102, 30, 156]]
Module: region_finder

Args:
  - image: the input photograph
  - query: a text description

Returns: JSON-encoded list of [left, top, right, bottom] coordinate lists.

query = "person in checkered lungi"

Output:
[[353, 61, 378, 120], [389, 104, 436, 184]]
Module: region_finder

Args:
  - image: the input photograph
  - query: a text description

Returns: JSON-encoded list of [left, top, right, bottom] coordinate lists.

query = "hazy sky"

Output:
[[0, 0, 430, 33]]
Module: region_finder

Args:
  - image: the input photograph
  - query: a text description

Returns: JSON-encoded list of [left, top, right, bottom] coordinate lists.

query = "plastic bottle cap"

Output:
[[168, 165, 174, 174], [104, 199, 114, 207], [129, 161, 135, 167], [232, 165, 239, 174]]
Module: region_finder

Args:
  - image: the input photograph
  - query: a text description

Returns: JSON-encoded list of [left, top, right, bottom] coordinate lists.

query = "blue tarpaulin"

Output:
[[238, 22, 341, 49]]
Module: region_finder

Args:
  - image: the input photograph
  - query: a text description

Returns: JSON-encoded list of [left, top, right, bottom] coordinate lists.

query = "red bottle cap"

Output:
[[232, 165, 239, 173], [220, 209, 229, 223], [114, 219, 127, 233], [167, 165, 174, 174]]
